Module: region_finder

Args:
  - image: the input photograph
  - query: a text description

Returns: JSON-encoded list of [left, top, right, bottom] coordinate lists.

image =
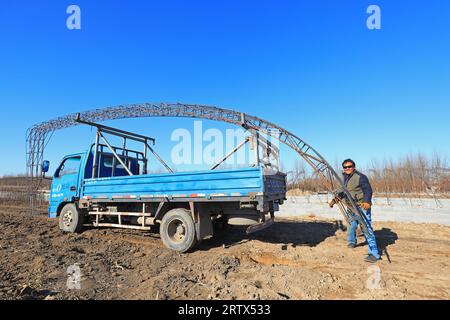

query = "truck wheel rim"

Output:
[[62, 210, 73, 228], [167, 219, 186, 243]]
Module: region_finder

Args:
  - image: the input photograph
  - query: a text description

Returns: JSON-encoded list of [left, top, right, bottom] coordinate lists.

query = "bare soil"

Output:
[[0, 209, 449, 300]]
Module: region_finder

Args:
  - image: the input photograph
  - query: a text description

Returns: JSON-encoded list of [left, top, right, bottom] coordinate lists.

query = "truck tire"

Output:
[[59, 203, 84, 233], [160, 208, 197, 253]]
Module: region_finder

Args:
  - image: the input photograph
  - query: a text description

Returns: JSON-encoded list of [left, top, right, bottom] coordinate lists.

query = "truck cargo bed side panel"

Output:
[[82, 167, 263, 199]]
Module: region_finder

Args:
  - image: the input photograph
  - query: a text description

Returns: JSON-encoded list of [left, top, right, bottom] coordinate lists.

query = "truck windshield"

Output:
[[57, 156, 81, 177]]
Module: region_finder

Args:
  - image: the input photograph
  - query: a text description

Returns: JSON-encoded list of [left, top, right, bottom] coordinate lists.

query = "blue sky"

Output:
[[0, 0, 449, 176]]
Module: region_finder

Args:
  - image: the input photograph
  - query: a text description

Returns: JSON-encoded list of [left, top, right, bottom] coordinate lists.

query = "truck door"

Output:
[[50, 156, 82, 207]]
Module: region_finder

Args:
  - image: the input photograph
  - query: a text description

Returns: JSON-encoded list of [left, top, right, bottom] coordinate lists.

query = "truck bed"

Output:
[[82, 167, 285, 202]]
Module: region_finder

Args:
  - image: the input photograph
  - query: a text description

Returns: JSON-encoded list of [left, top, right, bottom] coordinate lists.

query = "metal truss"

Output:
[[26, 102, 370, 233]]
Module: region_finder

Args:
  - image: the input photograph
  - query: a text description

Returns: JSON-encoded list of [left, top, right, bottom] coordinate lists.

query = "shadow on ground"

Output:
[[198, 219, 341, 251], [375, 228, 398, 262], [375, 228, 398, 250], [354, 227, 398, 262]]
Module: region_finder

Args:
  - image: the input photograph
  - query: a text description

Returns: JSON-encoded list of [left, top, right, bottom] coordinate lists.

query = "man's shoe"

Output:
[[347, 243, 356, 249], [364, 254, 379, 263]]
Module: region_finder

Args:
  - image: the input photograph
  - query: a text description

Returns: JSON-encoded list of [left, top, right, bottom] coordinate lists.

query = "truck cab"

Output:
[[49, 146, 142, 217], [49, 153, 84, 217]]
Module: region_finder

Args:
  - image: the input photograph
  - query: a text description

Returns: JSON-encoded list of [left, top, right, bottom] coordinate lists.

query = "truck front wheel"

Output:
[[160, 208, 197, 253], [59, 203, 84, 233]]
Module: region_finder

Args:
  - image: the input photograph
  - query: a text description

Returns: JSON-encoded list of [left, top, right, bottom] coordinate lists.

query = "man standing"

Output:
[[329, 159, 380, 263]]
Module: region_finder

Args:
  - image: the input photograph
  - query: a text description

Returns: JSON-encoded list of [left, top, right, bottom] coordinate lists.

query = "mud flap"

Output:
[[246, 218, 274, 234], [192, 204, 213, 241]]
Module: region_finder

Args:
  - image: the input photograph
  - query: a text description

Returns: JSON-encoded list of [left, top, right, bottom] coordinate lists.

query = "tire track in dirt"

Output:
[[82, 231, 163, 248]]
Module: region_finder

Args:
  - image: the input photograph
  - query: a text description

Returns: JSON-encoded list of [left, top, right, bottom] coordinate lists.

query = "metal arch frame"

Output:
[[26, 102, 370, 233]]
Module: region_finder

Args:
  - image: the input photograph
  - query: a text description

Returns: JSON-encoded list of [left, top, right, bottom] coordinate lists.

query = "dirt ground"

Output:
[[0, 209, 449, 300]]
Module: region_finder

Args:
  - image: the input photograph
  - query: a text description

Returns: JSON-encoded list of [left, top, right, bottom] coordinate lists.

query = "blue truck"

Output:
[[45, 116, 287, 252]]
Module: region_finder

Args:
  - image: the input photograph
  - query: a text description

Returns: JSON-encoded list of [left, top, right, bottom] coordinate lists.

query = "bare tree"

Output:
[[287, 152, 450, 200]]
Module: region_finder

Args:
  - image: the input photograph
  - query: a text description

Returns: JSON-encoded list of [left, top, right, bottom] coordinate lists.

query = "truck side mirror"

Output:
[[42, 160, 50, 173]]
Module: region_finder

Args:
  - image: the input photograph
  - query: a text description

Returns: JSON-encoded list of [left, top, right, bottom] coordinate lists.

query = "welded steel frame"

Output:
[[26, 103, 369, 233], [74, 114, 172, 178]]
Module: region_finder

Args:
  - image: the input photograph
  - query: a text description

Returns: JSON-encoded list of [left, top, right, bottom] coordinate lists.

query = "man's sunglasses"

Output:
[[343, 165, 354, 169]]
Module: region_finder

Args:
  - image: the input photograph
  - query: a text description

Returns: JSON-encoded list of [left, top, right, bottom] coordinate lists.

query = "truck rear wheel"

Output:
[[160, 208, 197, 253], [59, 203, 84, 233]]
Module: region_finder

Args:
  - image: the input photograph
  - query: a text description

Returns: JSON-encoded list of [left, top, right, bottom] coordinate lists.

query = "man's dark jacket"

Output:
[[339, 170, 373, 204]]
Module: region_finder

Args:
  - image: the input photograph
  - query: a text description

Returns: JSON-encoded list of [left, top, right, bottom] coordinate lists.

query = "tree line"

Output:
[[287, 152, 449, 198]]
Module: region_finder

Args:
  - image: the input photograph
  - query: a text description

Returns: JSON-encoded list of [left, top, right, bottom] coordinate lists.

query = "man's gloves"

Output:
[[329, 197, 340, 208], [329, 197, 371, 210], [359, 202, 371, 210]]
